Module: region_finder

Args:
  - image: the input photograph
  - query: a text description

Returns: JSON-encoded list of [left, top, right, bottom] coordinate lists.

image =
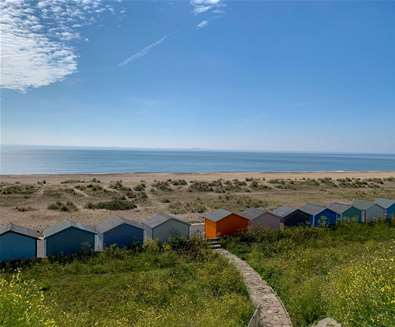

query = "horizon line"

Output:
[[1, 144, 395, 156]]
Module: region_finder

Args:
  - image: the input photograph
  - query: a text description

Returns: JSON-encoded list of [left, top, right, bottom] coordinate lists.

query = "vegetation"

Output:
[[0, 240, 253, 327], [0, 275, 56, 326], [222, 222, 395, 327], [1, 175, 395, 228], [85, 198, 137, 210], [48, 201, 78, 212], [0, 184, 37, 195]]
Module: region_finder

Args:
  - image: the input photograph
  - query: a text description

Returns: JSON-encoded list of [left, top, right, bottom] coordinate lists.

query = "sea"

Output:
[[1, 145, 395, 175]]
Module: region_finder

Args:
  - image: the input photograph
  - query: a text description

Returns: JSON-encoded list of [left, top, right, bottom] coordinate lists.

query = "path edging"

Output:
[[216, 248, 292, 327]]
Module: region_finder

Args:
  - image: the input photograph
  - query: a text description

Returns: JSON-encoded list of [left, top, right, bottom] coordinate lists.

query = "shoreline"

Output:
[[2, 169, 395, 176], [1, 171, 395, 183]]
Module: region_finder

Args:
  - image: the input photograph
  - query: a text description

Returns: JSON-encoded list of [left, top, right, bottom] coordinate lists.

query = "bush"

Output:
[[85, 199, 136, 210], [151, 181, 173, 192], [1, 184, 37, 195], [133, 183, 146, 192], [48, 201, 78, 212]]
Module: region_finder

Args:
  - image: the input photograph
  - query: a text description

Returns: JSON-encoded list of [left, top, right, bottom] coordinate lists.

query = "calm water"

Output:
[[1, 146, 395, 175]]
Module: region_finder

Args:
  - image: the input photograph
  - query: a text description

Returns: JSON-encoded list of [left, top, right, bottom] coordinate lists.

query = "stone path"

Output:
[[216, 248, 292, 327]]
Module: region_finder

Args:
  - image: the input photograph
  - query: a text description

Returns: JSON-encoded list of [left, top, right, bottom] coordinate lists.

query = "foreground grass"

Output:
[[222, 222, 395, 327], [1, 240, 253, 327]]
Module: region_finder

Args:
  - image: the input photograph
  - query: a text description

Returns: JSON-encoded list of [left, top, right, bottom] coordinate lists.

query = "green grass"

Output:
[[222, 222, 395, 327], [1, 240, 253, 327]]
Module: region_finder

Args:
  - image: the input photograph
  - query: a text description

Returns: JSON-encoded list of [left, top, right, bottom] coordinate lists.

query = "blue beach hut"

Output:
[[327, 202, 352, 222], [0, 224, 39, 262], [271, 206, 311, 227], [375, 198, 395, 222], [300, 203, 338, 226], [44, 220, 96, 257], [96, 217, 145, 249]]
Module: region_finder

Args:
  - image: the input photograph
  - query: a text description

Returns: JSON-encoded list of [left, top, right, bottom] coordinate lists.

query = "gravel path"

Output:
[[216, 248, 292, 327]]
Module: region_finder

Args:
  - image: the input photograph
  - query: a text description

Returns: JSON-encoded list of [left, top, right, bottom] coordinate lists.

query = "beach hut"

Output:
[[375, 198, 395, 222], [327, 202, 352, 222], [204, 209, 249, 239], [239, 208, 282, 230], [352, 200, 385, 223], [340, 204, 363, 223], [271, 206, 310, 227], [44, 220, 96, 257], [190, 222, 205, 239], [0, 224, 39, 262], [96, 217, 145, 249], [300, 204, 338, 226], [144, 213, 190, 242]]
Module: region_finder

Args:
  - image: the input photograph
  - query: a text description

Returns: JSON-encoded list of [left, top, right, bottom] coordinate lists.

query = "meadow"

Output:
[[222, 222, 395, 327], [0, 239, 253, 327]]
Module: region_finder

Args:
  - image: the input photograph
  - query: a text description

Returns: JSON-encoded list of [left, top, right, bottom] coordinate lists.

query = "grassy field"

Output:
[[1, 173, 395, 229], [222, 222, 395, 327], [0, 240, 253, 327]]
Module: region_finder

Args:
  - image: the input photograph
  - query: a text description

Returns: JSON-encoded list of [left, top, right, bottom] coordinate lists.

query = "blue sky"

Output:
[[1, 0, 395, 153]]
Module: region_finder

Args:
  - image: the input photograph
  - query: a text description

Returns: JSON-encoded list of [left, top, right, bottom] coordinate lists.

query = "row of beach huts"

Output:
[[1, 198, 394, 263]]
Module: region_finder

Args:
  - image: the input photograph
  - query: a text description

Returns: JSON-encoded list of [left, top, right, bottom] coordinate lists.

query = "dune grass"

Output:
[[222, 222, 395, 327], [0, 239, 253, 327]]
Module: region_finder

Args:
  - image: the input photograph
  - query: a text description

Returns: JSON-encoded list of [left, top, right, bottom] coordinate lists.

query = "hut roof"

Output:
[[352, 199, 375, 210], [0, 223, 39, 239], [204, 209, 233, 222], [375, 198, 395, 209], [271, 206, 298, 218], [44, 220, 96, 238], [144, 213, 189, 228], [239, 208, 265, 220], [300, 203, 327, 216], [327, 202, 352, 214], [96, 217, 145, 233]]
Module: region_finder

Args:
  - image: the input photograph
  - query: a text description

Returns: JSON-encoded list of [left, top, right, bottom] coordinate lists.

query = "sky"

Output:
[[1, 0, 395, 153]]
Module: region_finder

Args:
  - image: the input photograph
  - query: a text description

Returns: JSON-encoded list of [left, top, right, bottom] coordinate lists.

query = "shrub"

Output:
[[1, 184, 37, 195], [48, 201, 78, 212], [85, 199, 136, 210], [133, 183, 146, 192], [151, 181, 173, 192]]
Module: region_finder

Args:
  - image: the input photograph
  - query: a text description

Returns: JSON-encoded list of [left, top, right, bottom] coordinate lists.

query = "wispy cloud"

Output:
[[118, 35, 168, 67], [196, 20, 209, 29], [0, 0, 120, 91], [191, 0, 224, 15]]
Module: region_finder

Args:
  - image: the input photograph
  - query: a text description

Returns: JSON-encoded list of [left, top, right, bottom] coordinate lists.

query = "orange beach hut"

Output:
[[204, 209, 249, 239]]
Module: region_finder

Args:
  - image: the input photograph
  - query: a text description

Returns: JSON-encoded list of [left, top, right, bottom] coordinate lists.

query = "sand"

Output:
[[1, 171, 395, 231]]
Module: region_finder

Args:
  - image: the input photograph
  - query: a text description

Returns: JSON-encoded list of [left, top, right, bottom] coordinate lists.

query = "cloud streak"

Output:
[[191, 0, 224, 15], [196, 20, 209, 29], [0, 0, 120, 91], [118, 35, 168, 67]]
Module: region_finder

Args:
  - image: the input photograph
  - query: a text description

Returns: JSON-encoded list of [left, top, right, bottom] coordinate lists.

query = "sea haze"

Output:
[[1, 145, 395, 175]]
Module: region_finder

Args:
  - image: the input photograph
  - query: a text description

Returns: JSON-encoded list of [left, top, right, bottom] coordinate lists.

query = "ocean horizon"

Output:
[[1, 145, 395, 175]]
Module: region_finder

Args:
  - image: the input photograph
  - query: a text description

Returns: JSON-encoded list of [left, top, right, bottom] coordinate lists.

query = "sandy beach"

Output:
[[1, 171, 395, 231], [2, 170, 395, 184]]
